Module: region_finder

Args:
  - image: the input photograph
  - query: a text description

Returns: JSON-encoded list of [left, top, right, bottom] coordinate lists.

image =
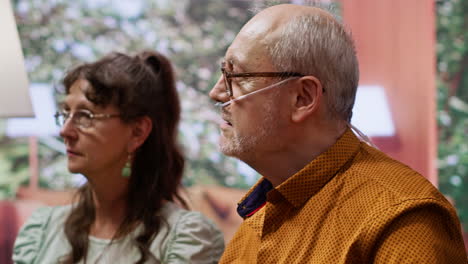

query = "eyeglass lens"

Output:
[[55, 111, 93, 128], [222, 68, 232, 97]]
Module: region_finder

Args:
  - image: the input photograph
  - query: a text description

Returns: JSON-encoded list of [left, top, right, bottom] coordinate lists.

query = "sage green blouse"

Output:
[[13, 202, 224, 264]]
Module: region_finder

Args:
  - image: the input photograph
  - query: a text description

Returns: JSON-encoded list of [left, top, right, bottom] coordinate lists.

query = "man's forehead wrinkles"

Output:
[[226, 31, 274, 73]]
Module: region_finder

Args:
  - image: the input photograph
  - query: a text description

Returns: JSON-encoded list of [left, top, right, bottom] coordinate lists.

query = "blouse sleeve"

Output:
[[12, 207, 53, 264], [163, 211, 225, 264]]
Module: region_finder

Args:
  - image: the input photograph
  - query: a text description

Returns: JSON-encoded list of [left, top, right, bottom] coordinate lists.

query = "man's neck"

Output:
[[248, 125, 346, 187]]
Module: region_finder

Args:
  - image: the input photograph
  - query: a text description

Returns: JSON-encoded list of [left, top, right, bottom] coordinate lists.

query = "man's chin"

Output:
[[219, 145, 236, 157], [219, 142, 238, 157], [219, 141, 247, 160], [219, 134, 255, 158]]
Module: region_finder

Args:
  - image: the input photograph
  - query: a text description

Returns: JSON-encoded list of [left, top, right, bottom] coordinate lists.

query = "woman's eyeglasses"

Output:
[[54, 109, 120, 129]]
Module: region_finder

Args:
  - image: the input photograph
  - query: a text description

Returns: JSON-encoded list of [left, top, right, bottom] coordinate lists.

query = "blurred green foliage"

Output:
[[0, 0, 259, 197], [436, 0, 468, 231]]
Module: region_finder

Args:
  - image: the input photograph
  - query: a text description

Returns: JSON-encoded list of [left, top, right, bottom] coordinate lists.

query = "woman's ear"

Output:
[[127, 116, 152, 153], [291, 76, 324, 123]]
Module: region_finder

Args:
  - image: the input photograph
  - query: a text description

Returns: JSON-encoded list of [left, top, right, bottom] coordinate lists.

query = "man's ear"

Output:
[[127, 116, 152, 153], [291, 76, 324, 123]]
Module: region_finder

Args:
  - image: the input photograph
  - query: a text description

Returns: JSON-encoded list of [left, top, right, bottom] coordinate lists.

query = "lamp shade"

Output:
[[0, 0, 33, 118]]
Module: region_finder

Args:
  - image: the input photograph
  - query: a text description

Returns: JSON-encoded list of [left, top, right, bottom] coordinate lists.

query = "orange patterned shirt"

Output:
[[220, 129, 467, 263]]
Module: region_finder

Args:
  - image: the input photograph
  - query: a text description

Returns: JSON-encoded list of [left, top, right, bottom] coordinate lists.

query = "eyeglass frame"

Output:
[[215, 77, 301, 108], [54, 109, 121, 129], [221, 64, 304, 98]]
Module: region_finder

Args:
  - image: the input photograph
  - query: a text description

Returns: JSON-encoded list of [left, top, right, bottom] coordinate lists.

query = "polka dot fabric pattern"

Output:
[[219, 129, 468, 264]]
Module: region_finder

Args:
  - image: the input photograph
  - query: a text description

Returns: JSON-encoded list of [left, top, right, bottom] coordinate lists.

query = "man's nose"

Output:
[[209, 76, 230, 103]]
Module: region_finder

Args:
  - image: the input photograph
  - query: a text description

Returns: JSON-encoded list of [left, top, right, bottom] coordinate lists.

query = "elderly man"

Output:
[[209, 4, 467, 264]]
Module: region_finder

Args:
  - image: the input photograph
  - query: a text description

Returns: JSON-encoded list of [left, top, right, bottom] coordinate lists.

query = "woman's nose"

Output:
[[59, 117, 78, 140]]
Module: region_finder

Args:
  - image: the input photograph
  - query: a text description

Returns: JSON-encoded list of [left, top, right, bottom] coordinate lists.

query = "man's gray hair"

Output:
[[268, 13, 359, 121]]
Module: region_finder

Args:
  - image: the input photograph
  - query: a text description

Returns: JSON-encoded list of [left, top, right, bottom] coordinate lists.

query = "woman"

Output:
[[13, 51, 224, 263]]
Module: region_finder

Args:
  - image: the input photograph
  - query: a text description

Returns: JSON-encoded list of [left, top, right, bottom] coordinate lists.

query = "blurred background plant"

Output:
[[436, 0, 468, 231], [0, 0, 258, 198]]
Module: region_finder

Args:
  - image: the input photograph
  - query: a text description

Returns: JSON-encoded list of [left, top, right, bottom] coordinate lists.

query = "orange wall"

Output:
[[342, 0, 437, 184]]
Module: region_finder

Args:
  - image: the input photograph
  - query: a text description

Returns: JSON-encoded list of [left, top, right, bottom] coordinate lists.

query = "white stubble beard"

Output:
[[220, 93, 281, 161]]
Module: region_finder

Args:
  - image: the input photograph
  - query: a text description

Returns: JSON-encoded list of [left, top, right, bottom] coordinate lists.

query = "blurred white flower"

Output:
[[450, 175, 462, 187], [446, 154, 459, 166]]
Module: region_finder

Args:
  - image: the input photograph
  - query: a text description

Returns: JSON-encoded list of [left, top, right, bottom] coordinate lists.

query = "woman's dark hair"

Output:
[[60, 51, 187, 264]]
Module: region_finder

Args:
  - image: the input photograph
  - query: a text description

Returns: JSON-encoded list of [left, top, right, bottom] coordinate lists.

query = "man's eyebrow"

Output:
[[222, 58, 235, 68], [225, 58, 249, 74]]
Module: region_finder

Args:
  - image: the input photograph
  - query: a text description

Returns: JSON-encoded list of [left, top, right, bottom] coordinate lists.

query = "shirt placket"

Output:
[[256, 190, 292, 263]]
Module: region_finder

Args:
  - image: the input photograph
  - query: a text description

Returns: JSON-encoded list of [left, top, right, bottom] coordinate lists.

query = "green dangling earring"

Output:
[[122, 154, 132, 178]]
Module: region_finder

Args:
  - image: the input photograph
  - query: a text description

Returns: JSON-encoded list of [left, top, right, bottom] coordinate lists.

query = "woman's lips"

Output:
[[66, 149, 82, 157]]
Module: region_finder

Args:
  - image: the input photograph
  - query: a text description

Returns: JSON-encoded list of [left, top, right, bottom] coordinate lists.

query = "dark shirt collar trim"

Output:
[[237, 179, 273, 218]]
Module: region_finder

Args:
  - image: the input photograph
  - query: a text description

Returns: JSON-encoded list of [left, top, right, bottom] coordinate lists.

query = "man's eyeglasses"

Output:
[[215, 77, 300, 108], [221, 63, 304, 97], [54, 109, 120, 129]]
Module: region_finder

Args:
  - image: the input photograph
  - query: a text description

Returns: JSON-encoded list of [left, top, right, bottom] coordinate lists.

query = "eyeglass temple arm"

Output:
[[226, 72, 304, 78], [215, 77, 300, 108]]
